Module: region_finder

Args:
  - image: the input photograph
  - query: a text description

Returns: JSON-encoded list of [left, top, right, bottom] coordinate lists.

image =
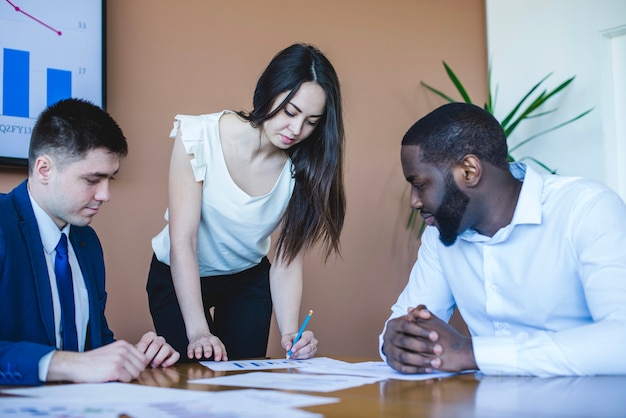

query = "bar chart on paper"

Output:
[[0, 0, 102, 160]]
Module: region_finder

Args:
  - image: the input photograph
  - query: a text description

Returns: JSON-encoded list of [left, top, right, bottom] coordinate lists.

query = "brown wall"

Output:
[[0, 0, 486, 359]]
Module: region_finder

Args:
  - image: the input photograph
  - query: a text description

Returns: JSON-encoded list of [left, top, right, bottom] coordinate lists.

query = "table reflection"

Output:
[[379, 373, 626, 418], [133, 363, 626, 418], [474, 374, 626, 418]]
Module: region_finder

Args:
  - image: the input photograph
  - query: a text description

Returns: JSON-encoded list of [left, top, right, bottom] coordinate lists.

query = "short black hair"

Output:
[[402, 102, 509, 170], [28, 98, 128, 174]]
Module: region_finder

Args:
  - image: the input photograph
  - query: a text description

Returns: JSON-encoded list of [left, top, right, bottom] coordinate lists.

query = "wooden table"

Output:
[[132, 359, 626, 417]]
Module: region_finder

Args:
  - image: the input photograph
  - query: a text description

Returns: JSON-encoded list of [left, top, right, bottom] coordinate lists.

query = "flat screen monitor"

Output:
[[0, 0, 105, 167]]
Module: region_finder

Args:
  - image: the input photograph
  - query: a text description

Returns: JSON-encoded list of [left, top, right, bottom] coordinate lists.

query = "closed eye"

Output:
[[84, 175, 115, 185], [284, 104, 323, 126]]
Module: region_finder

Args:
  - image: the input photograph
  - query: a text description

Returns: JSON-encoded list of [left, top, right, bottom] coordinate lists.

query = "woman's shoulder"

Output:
[[219, 111, 259, 144], [168, 111, 228, 140], [173, 111, 225, 126]]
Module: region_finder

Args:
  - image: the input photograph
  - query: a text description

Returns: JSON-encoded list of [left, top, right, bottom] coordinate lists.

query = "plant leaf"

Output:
[[442, 61, 473, 103], [484, 65, 494, 113], [420, 81, 458, 103], [411, 63, 591, 241], [509, 108, 594, 152], [526, 109, 557, 119], [504, 76, 576, 137], [500, 73, 552, 133]]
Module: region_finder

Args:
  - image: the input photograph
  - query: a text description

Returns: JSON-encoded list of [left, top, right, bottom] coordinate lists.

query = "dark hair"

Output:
[[28, 98, 128, 174], [237, 43, 345, 263], [402, 103, 509, 170]]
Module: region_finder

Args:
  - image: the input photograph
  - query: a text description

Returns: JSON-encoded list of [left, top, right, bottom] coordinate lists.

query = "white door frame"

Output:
[[601, 24, 626, 201]]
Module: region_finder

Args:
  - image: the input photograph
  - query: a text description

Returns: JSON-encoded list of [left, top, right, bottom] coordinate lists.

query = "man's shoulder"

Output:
[[543, 174, 615, 202], [0, 192, 11, 211], [540, 174, 626, 228], [0, 185, 16, 205], [0, 183, 25, 223], [0, 180, 27, 205]]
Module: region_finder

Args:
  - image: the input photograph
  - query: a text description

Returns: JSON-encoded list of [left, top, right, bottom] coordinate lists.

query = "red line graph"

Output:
[[5, 0, 62, 35]]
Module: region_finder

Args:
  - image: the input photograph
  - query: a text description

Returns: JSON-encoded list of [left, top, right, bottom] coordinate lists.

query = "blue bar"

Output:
[[3, 48, 30, 117], [47, 68, 72, 106]]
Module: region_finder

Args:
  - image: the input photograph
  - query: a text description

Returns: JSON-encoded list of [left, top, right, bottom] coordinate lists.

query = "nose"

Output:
[[289, 118, 304, 137], [94, 181, 111, 203], [410, 188, 423, 210]]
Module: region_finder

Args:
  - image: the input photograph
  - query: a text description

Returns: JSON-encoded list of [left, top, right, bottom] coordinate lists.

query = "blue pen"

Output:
[[286, 309, 314, 359]]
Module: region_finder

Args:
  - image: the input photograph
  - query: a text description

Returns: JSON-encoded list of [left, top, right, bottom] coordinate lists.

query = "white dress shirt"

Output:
[[29, 192, 89, 380], [380, 163, 626, 376]]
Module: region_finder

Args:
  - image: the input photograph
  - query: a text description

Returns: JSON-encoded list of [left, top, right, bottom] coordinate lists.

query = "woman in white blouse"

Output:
[[146, 43, 345, 362]]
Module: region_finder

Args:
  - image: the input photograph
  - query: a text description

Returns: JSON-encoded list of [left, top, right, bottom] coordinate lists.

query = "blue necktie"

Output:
[[54, 233, 78, 351]]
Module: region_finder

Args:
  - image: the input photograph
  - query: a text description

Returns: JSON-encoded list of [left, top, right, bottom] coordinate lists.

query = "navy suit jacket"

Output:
[[0, 180, 115, 385]]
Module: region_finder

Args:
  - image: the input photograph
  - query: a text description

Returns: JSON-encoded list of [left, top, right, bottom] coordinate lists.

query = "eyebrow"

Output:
[[288, 102, 323, 118], [83, 169, 119, 178]]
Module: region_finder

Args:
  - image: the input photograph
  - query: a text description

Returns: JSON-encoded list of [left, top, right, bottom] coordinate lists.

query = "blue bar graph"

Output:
[[47, 68, 71, 106], [2, 48, 73, 118], [3, 48, 30, 117]]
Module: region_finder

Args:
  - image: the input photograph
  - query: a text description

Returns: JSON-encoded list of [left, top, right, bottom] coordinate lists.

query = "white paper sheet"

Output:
[[0, 384, 335, 417], [200, 356, 347, 372], [298, 360, 472, 381], [123, 401, 323, 418], [0, 398, 121, 418], [190, 371, 383, 392], [0, 396, 323, 418], [2, 382, 207, 403], [1, 382, 207, 403], [204, 388, 338, 408]]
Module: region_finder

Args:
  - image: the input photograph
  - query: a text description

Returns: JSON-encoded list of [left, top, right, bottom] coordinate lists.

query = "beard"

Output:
[[435, 174, 470, 247]]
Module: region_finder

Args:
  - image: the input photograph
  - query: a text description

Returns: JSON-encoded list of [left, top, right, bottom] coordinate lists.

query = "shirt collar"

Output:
[[509, 161, 543, 226], [459, 161, 544, 243], [28, 189, 71, 255]]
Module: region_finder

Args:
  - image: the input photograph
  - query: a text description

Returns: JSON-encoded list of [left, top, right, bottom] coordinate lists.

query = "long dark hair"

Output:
[[237, 43, 345, 263]]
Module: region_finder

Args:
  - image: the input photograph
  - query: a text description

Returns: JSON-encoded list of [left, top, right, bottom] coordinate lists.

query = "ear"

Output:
[[32, 155, 54, 185], [453, 154, 482, 188]]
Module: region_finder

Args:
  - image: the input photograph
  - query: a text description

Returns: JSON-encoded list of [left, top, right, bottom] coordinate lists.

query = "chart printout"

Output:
[[0, 0, 103, 160]]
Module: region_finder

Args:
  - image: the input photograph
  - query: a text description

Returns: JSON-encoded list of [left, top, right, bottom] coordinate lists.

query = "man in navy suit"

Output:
[[0, 98, 179, 386]]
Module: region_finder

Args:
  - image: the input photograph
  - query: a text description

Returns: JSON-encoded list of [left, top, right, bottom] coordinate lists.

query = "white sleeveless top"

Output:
[[152, 111, 296, 276]]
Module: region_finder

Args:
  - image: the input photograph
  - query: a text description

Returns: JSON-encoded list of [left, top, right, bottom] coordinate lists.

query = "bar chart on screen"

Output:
[[0, 0, 103, 163]]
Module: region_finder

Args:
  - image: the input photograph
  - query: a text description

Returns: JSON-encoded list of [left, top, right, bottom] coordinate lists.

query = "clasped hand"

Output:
[[382, 305, 477, 374]]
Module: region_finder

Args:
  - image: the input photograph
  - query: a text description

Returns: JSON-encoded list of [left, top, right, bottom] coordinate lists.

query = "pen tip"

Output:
[[309, 310, 314, 315]]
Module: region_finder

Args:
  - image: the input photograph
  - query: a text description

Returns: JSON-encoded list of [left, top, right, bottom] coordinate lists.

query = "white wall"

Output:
[[486, 0, 626, 199]]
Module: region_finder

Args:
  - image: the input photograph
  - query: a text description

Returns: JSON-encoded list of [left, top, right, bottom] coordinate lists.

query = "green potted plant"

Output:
[[406, 61, 593, 238]]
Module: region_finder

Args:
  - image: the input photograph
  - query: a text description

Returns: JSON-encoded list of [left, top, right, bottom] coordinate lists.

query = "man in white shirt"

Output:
[[380, 102, 626, 376]]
